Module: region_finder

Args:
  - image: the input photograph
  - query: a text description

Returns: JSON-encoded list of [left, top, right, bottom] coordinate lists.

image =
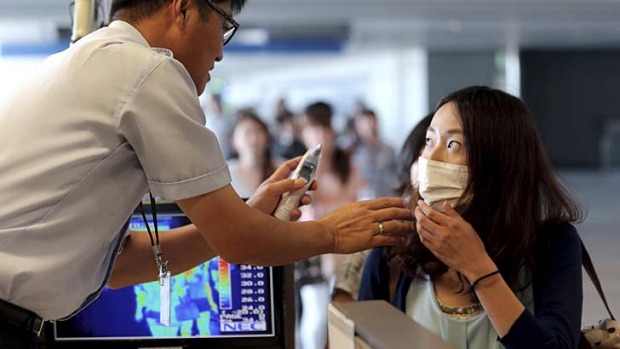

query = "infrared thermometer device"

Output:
[[274, 144, 322, 221]]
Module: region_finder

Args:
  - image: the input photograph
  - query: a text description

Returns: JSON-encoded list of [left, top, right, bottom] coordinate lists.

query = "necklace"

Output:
[[435, 295, 484, 319]]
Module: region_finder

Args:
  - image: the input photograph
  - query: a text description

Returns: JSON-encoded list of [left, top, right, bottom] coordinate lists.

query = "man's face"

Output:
[[175, 1, 231, 95], [354, 114, 377, 141]]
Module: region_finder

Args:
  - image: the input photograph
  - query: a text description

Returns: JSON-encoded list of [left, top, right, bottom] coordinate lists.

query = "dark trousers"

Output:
[[0, 322, 38, 349]]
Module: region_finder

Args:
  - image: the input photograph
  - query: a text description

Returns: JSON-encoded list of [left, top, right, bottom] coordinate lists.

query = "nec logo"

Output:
[[221, 321, 267, 332]]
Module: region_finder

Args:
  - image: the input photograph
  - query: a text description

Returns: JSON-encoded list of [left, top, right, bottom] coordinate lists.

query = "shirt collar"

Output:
[[107, 20, 173, 58]]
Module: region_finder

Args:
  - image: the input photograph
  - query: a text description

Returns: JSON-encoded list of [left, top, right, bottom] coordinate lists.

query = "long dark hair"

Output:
[[392, 86, 583, 290], [394, 113, 434, 195]]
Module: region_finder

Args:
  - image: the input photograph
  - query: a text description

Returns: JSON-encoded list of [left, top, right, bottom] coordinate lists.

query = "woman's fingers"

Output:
[[417, 225, 437, 247], [414, 206, 442, 237], [417, 200, 449, 225]]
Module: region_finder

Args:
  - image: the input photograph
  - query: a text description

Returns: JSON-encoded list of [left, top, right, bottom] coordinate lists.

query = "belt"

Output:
[[0, 298, 45, 336]]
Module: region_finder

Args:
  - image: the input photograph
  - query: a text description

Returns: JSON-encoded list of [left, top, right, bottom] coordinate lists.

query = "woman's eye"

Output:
[[425, 137, 432, 146], [448, 140, 462, 149]]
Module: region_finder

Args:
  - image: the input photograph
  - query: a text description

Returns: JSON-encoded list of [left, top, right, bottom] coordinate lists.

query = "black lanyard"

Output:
[[139, 192, 160, 248], [138, 192, 167, 284], [137, 193, 172, 326]]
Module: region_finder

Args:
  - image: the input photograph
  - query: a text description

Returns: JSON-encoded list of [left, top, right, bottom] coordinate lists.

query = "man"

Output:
[[0, 1, 412, 347], [351, 109, 399, 198]]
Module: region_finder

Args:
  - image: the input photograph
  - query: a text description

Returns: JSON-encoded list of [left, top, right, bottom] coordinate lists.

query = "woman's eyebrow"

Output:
[[427, 126, 463, 135]]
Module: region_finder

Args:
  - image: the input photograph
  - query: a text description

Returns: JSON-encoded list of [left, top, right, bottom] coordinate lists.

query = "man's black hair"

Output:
[[109, 0, 246, 23]]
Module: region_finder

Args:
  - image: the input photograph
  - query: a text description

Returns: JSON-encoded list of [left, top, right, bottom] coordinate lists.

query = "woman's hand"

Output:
[[415, 200, 496, 282], [246, 157, 317, 221]]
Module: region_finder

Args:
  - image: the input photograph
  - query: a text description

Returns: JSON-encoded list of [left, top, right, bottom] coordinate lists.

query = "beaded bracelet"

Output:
[[470, 270, 500, 291]]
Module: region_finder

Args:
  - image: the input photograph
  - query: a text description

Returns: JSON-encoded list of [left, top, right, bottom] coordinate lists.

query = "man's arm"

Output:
[[177, 185, 332, 265], [178, 185, 412, 267], [108, 159, 311, 289], [109, 158, 413, 288], [108, 224, 213, 289]]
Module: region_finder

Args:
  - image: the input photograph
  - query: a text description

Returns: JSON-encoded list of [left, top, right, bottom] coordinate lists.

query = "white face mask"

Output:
[[417, 157, 469, 211]]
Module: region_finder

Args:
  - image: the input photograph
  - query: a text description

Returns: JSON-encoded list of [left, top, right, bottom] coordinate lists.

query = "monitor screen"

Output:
[[46, 203, 294, 349]]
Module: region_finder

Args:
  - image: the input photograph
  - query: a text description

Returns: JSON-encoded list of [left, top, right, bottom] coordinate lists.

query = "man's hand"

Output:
[[246, 157, 318, 221], [319, 197, 413, 254]]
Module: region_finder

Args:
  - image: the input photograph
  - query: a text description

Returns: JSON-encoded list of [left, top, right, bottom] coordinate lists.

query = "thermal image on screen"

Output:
[[54, 214, 275, 340]]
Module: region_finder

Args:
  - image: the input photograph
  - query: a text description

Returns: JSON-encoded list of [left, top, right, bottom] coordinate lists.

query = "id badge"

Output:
[[159, 271, 171, 326]]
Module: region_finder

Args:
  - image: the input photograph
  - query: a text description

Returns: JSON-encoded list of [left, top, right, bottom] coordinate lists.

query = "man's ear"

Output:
[[172, 0, 191, 27]]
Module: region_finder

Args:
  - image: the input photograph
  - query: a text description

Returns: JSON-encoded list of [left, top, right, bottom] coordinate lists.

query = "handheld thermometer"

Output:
[[274, 144, 322, 221]]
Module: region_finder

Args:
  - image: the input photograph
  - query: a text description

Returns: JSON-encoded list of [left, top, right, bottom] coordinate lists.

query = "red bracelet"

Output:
[[470, 270, 500, 291]]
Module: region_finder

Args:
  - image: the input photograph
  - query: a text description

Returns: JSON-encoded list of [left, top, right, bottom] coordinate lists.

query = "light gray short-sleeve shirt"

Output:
[[0, 21, 231, 320]]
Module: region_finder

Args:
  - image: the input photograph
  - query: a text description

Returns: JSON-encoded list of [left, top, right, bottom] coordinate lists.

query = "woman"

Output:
[[227, 109, 280, 198], [295, 101, 369, 349], [299, 102, 369, 220], [359, 86, 584, 349]]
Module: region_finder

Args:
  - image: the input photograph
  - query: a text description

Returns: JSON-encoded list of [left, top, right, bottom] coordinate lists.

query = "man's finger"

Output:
[[299, 194, 312, 206], [370, 235, 406, 248], [279, 178, 307, 194], [373, 207, 415, 223], [267, 157, 302, 182], [289, 208, 302, 221], [363, 197, 408, 210], [378, 220, 413, 236], [308, 180, 318, 192]]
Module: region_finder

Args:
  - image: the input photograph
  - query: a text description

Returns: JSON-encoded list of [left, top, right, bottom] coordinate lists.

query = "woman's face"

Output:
[[232, 119, 268, 157], [421, 102, 468, 166]]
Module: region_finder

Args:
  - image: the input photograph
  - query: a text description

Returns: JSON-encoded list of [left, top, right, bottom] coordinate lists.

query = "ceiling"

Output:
[[1, 0, 620, 50]]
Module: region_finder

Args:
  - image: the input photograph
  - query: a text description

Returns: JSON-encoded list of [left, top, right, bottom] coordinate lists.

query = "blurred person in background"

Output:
[[351, 108, 399, 198], [202, 93, 234, 159], [227, 109, 282, 198], [295, 101, 370, 349], [271, 110, 307, 160], [331, 113, 433, 305]]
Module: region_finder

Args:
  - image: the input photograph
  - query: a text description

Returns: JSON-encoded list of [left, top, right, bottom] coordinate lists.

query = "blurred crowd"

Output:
[[202, 94, 401, 349]]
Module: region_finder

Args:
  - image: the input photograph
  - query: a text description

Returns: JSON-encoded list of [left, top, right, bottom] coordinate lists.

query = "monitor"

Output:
[[45, 202, 295, 349]]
